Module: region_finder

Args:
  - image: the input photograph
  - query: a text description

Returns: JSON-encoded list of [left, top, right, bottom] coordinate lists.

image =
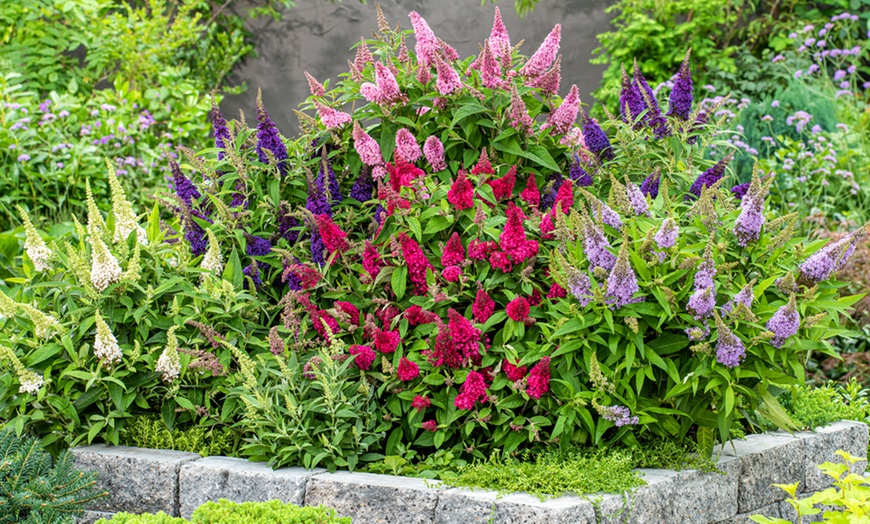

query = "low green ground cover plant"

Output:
[[1, 6, 866, 479], [0, 428, 107, 524], [95, 499, 351, 524], [118, 416, 241, 457], [779, 380, 870, 429]]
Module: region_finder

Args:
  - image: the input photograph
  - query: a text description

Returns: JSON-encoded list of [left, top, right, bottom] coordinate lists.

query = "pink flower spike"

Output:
[[304, 71, 325, 97], [354, 38, 373, 71], [352, 121, 383, 166], [479, 40, 504, 89], [434, 52, 462, 95], [526, 55, 561, 96], [520, 24, 561, 78], [439, 38, 460, 61], [315, 102, 352, 130], [423, 135, 447, 171], [375, 62, 402, 104], [360, 82, 381, 104], [409, 11, 440, 70], [542, 84, 580, 134], [395, 128, 422, 163], [509, 84, 533, 135], [489, 7, 512, 65]]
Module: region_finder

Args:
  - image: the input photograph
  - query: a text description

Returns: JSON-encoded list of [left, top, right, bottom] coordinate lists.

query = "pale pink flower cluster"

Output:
[[488, 7, 512, 66], [315, 102, 352, 130], [361, 63, 405, 106], [424, 136, 446, 171], [395, 128, 422, 163], [353, 121, 384, 166], [509, 85, 533, 134], [520, 24, 561, 78], [304, 71, 325, 97], [409, 11, 440, 70], [542, 84, 580, 134], [434, 52, 462, 95]]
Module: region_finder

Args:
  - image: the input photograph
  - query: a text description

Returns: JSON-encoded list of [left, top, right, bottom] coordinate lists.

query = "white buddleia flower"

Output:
[[18, 369, 44, 395], [90, 234, 122, 292], [155, 326, 181, 382], [93, 310, 122, 366], [200, 228, 223, 276], [17, 206, 52, 272], [106, 160, 147, 244], [18, 303, 60, 339]]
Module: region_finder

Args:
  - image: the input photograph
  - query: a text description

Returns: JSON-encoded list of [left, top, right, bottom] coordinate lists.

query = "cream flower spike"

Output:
[[16, 206, 51, 272], [106, 159, 147, 245]]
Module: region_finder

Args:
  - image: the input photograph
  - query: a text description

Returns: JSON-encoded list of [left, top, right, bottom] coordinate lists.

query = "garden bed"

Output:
[[73, 420, 868, 524]]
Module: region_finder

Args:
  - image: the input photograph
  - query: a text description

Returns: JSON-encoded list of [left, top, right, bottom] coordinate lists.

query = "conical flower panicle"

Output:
[[766, 294, 800, 348], [85, 179, 106, 238], [633, 59, 670, 138], [156, 326, 181, 382], [689, 152, 735, 199], [94, 310, 122, 366], [520, 24, 561, 77], [321, 148, 343, 203], [315, 102, 352, 130], [542, 84, 580, 135], [667, 49, 693, 120], [733, 168, 768, 247], [90, 234, 122, 292], [395, 128, 422, 163], [107, 160, 146, 244], [211, 97, 231, 158], [352, 121, 383, 166], [19, 303, 60, 340], [640, 169, 660, 198], [409, 11, 439, 70], [354, 37, 374, 71], [509, 84, 534, 135], [489, 7, 512, 65], [304, 71, 326, 97], [619, 64, 645, 125], [714, 312, 745, 368], [479, 40, 505, 89], [433, 52, 462, 95], [256, 91, 289, 175], [17, 206, 51, 272], [200, 228, 223, 276], [423, 136, 447, 172], [605, 239, 641, 308], [526, 55, 561, 96], [350, 165, 374, 202], [581, 109, 613, 161]]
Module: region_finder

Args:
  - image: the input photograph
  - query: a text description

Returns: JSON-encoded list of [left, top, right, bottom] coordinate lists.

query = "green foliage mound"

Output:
[[96, 499, 351, 524], [118, 417, 241, 458], [780, 380, 870, 430], [0, 428, 107, 524]]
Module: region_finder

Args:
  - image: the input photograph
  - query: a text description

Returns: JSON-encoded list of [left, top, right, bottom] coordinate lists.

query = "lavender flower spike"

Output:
[[715, 314, 745, 368], [667, 49, 693, 120], [256, 90, 289, 175], [606, 240, 642, 308], [733, 172, 766, 247], [583, 218, 616, 270], [766, 295, 800, 348]]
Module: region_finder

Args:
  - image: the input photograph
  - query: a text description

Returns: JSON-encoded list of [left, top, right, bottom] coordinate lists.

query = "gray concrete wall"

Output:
[[220, 0, 613, 133]]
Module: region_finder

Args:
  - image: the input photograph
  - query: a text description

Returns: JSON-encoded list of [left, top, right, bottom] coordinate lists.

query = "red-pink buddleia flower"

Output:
[[442, 232, 466, 266], [542, 84, 580, 135], [473, 289, 496, 323], [506, 296, 531, 322], [468, 239, 498, 261], [551, 178, 573, 214], [434, 52, 462, 95], [526, 357, 551, 399], [394, 128, 422, 163], [422, 420, 438, 431], [503, 360, 527, 382], [471, 149, 495, 176], [304, 71, 325, 97], [412, 395, 431, 410], [448, 170, 475, 210], [548, 282, 567, 299], [315, 102, 352, 130], [406, 305, 437, 326], [540, 212, 555, 239], [335, 301, 361, 325], [409, 11, 439, 70], [520, 24, 561, 78], [448, 308, 481, 362], [311, 309, 340, 339], [454, 370, 488, 410], [397, 357, 420, 381], [349, 345, 376, 370], [499, 203, 538, 264], [399, 233, 434, 295], [373, 328, 401, 353], [520, 173, 541, 208], [489, 250, 513, 273], [423, 136, 447, 171], [362, 240, 382, 278], [488, 7, 512, 66], [352, 121, 383, 166], [442, 265, 462, 282], [509, 84, 533, 135], [487, 166, 516, 200], [375, 62, 402, 102], [314, 214, 349, 253]]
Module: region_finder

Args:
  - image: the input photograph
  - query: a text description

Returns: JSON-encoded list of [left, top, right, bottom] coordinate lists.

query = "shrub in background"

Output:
[[160, 6, 864, 469], [0, 428, 107, 524], [0, 168, 266, 452]]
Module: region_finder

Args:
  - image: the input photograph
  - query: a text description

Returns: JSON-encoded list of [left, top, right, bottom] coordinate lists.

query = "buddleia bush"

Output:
[[153, 6, 868, 463]]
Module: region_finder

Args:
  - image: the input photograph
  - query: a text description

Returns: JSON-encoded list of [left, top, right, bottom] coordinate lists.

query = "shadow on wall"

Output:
[[221, 0, 613, 133]]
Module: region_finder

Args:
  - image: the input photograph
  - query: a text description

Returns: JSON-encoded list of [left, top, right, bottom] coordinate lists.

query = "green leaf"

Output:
[[449, 103, 488, 128], [392, 265, 408, 301]]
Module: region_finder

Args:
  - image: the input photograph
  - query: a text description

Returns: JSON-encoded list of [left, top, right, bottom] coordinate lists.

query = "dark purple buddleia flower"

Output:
[[230, 180, 248, 209], [633, 60, 671, 138], [321, 148, 343, 203], [211, 98, 231, 160], [283, 259, 303, 291], [170, 158, 201, 205], [184, 208, 212, 256], [374, 204, 386, 225], [640, 169, 660, 198], [245, 233, 273, 256], [581, 109, 613, 161], [256, 93, 289, 175], [242, 263, 263, 290], [541, 172, 564, 210], [730, 182, 750, 201], [350, 165, 374, 202], [306, 169, 333, 217], [687, 110, 709, 145], [277, 204, 300, 244], [667, 50, 693, 120], [620, 64, 645, 126], [688, 152, 735, 199], [568, 154, 594, 186], [311, 229, 326, 266]]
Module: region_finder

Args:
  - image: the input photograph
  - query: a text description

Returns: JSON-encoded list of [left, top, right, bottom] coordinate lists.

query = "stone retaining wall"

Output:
[[72, 420, 869, 524]]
